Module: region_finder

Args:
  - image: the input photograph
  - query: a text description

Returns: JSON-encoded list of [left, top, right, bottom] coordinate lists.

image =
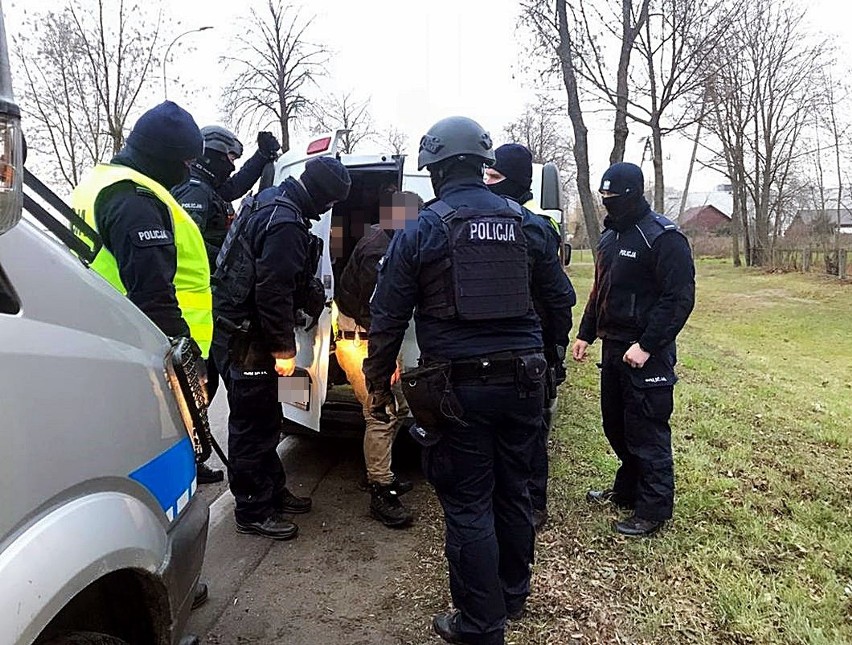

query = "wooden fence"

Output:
[[771, 248, 848, 279], [567, 245, 848, 280]]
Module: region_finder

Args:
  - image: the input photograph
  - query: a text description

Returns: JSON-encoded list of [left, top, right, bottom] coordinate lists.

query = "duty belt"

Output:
[[447, 352, 524, 384], [336, 330, 369, 341]]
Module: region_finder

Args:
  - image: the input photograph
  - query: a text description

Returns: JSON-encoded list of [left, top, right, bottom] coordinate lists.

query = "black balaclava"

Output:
[[121, 101, 202, 189], [298, 157, 352, 220], [488, 143, 534, 203], [192, 149, 235, 188], [599, 161, 650, 232], [428, 156, 484, 196]]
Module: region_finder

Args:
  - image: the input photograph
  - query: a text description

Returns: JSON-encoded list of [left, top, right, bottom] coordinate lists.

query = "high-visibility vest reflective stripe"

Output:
[[72, 164, 213, 357]]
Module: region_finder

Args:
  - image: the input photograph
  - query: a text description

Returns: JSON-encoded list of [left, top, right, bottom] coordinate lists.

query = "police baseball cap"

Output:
[[599, 162, 644, 195]]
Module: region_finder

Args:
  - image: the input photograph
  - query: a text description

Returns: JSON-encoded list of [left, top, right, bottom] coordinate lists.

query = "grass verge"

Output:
[[389, 258, 852, 644]]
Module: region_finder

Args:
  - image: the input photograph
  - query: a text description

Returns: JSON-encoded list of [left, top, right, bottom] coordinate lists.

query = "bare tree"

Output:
[[503, 95, 572, 168], [573, 0, 734, 211], [521, 0, 601, 252], [503, 95, 576, 202], [14, 0, 162, 186], [706, 0, 829, 266], [69, 0, 162, 155], [308, 91, 375, 154], [569, 0, 649, 164], [222, 0, 328, 154], [380, 126, 409, 156]]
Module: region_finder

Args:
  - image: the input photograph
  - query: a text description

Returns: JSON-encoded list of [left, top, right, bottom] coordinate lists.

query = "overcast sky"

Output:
[[7, 0, 852, 193]]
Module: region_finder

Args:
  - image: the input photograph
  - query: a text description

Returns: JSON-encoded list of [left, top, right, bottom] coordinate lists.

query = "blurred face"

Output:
[[379, 192, 420, 230], [227, 152, 239, 163], [484, 167, 506, 185]]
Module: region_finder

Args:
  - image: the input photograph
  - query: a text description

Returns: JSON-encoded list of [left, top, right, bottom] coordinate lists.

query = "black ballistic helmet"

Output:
[[200, 125, 244, 159], [417, 116, 496, 170]]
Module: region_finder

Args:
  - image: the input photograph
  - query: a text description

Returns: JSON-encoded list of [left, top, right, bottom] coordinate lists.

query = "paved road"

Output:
[[186, 390, 429, 644]]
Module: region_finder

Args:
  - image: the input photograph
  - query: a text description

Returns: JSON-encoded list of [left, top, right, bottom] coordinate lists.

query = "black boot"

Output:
[[370, 483, 413, 528], [432, 610, 468, 644], [613, 514, 664, 537], [197, 462, 224, 484], [359, 474, 413, 495], [235, 512, 299, 540], [281, 488, 312, 514], [190, 582, 208, 610], [388, 475, 413, 496], [586, 488, 633, 509]]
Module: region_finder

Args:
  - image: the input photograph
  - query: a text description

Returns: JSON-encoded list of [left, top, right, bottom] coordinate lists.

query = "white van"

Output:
[[266, 130, 566, 435], [0, 7, 207, 643]]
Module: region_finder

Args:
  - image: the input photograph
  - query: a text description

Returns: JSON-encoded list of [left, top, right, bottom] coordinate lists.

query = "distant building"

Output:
[[787, 208, 852, 236], [679, 204, 732, 233]]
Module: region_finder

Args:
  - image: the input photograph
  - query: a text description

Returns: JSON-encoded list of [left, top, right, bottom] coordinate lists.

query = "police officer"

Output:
[[211, 157, 351, 540], [485, 143, 576, 532], [172, 126, 281, 484], [173, 126, 281, 271], [364, 117, 574, 645], [572, 162, 695, 537], [72, 101, 212, 610], [72, 101, 212, 361]]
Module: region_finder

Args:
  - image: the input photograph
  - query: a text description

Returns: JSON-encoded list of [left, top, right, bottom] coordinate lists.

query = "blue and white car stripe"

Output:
[[129, 437, 197, 521]]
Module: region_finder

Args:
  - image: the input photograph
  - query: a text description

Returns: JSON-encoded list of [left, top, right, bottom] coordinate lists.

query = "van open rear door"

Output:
[[269, 133, 348, 431]]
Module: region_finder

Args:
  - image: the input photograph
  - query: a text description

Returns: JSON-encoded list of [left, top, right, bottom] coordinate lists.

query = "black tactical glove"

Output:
[[368, 389, 395, 423], [257, 131, 281, 159]]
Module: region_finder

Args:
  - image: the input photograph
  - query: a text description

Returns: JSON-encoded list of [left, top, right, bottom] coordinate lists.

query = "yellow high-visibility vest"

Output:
[[72, 164, 213, 357], [524, 198, 561, 235]]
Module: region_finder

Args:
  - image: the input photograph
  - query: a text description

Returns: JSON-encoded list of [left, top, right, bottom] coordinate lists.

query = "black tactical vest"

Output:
[[213, 193, 323, 314], [418, 199, 531, 321]]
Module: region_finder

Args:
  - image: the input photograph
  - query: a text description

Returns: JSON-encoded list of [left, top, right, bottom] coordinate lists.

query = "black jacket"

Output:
[[364, 178, 575, 392], [94, 150, 189, 338], [336, 225, 391, 330], [213, 178, 317, 357], [172, 150, 269, 270], [578, 209, 695, 352]]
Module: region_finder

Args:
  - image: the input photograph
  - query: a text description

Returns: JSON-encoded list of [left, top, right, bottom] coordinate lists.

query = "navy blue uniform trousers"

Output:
[[211, 330, 286, 523], [529, 395, 556, 512], [600, 339, 675, 521], [422, 382, 542, 645]]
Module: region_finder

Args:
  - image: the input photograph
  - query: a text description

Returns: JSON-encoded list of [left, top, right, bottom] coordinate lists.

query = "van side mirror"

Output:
[[540, 162, 562, 212]]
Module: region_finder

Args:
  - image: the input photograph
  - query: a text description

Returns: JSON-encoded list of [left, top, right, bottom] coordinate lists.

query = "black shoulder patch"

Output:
[[130, 226, 173, 248], [135, 186, 157, 199]]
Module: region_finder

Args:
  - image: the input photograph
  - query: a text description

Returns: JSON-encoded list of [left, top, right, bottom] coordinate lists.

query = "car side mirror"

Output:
[[540, 162, 562, 212]]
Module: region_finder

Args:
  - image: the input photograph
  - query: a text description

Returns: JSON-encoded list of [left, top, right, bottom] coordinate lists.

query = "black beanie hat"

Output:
[[126, 101, 203, 162], [600, 162, 644, 196], [300, 157, 352, 210], [493, 143, 533, 192]]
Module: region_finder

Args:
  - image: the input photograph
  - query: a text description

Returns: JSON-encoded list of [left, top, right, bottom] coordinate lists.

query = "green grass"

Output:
[[526, 258, 852, 643], [389, 258, 851, 645]]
